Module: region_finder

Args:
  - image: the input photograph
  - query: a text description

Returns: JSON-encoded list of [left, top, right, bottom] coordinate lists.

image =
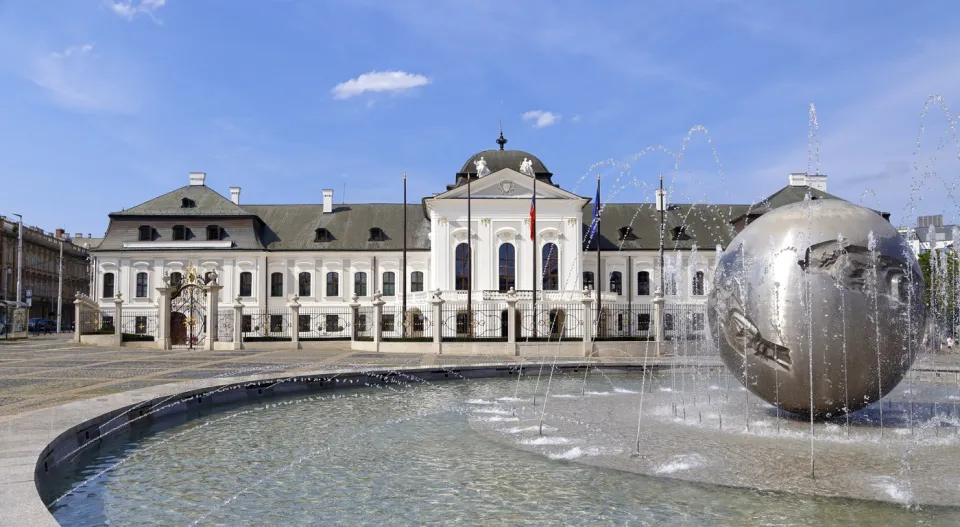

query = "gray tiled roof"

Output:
[[243, 204, 430, 251], [111, 185, 254, 217], [583, 203, 750, 251]]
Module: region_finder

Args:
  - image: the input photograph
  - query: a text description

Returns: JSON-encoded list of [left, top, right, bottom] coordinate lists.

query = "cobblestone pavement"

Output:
[[2, 335, 957, 421]]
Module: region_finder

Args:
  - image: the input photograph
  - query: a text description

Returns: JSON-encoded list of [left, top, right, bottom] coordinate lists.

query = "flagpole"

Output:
[[402, 171, 407, 338], [532, 171, 537, 338], [658, 172, 665, 339], [596, 172, 602, 339], [467, 167, 473, 337]]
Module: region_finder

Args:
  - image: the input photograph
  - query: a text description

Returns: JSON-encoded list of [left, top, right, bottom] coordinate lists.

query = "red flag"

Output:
[[529, 193, 536, 240]]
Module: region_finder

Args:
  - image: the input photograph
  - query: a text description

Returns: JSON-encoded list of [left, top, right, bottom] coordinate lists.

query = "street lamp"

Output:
[[13, 214, 22, 306]]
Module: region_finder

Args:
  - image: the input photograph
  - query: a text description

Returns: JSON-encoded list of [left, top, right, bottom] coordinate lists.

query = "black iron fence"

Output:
[[217, 309, 234, 342], [440, 303, 508, 341], [120, 310, 158, 341], [297, 307, 353, 340], [381, 304, 433, 341], [596, 303, 654, 340], [354, 306, 374, 341], [241, 308, 292, 341], [516, 303, 587, 341]]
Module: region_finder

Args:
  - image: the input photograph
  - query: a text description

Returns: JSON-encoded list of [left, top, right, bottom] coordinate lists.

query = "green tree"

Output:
[[918, 250, 959, 333]]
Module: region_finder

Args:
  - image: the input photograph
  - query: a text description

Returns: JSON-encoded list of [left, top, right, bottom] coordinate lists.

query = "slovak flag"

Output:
[[529, 193, 536, 240]]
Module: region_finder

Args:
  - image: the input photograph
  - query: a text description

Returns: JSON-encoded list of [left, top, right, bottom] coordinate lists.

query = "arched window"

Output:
[[609, 271, 622, 295], [583, 271, 595, 291], [355, 272, 367, 297], [411, 271, 424, 292], [102, 272, 115, 298], [136, 272, 148, 297], [498, 243, 516, 292], [299, 272, 311, 297], [455, 243, 470, 291], [326, 272, 339, 297], [383, 272, 396, 296], [637, 271, 650, 296], [692, 271, 705, 296], [239, 272, 252, 297], [270, 272, 283, 297], [542, 243, 559, 290]]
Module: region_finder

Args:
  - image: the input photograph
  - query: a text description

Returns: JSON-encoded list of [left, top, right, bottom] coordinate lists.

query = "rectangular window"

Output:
[[270, 314, 283, 333], [136, 272, 148, 298], [664, 313, 675, 331], [271, 273, 283, 297], [382, 314, 395, 333], [172, 225, 186, 241], [325, 314, 342, 332], [298, 272, 311, 297], [638, 272, 650, 296], [383, 272, 395, 296], [241, 315, 252, 332], [239, 272, 252, 297], [298, 314, 311, 332], [411, 271, 424, 292], [354, 272, 367, 297], [583, 272, 595, 291], [691, 313, 705, 331], [138, 225, 152, 242], [326, 272, 339, 297], [135, 316, 147, 334], [638, 314, 651, 332], [102, 273, 115, 298]]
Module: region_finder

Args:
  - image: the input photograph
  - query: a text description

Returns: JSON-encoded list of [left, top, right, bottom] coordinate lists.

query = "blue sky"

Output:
[[1, 0, 959, 236]]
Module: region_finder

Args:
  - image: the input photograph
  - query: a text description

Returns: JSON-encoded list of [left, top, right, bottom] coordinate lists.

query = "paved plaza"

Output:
[[1, 337, 959, 422]]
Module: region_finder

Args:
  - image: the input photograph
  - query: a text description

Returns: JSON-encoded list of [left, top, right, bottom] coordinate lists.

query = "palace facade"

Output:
[[86, 141, 851, 345]]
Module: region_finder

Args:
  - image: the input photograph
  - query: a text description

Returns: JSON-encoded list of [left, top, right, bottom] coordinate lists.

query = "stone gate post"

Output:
[[113, 293, 124, 347], [156, 273, 173, 350], [505, 288, 518, 347], [287, 294, 301, 350], [430, 289, 444, 355], [233, 296, 243, 349], [581, 287, 594, 357], [371, 291, 385, 352], [349, 295, 361, 348], [205, 270, 222, 351]]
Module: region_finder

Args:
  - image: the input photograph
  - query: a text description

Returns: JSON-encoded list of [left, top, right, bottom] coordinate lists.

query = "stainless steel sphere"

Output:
[[708, 199, 925, 417]]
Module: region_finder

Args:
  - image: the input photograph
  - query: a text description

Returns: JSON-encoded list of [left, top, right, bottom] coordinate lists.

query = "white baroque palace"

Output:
[[87, 139, 857, 346]]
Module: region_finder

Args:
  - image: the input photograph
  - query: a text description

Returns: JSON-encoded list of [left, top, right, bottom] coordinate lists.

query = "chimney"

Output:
[[229, 187, 241, 205], [322, 189, 334, 213], [189, 172, 207, 186], [87, 233, 92, 238], [55, 228, 64, 239]]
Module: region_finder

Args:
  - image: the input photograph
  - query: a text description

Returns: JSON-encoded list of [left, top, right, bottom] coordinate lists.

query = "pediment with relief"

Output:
[[434, 169, 581, 200]]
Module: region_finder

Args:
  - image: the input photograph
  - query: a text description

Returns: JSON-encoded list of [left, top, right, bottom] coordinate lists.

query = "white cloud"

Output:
[[330, 71, 430, 100], [108, 0, 167, 23], [28, 43, 143, 113], [571, 114, 581, 123], [522, 110, 561, 128]]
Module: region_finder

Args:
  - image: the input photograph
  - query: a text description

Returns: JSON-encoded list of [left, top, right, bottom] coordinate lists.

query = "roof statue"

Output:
[[474, 157, 491, 178], [519, 157, 535, 177]]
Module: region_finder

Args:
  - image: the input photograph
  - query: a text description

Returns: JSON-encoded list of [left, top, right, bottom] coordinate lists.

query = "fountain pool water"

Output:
[[46, 371, 960, 526]]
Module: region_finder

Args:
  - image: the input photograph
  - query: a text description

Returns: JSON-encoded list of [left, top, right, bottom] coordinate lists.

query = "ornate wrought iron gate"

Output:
[[170, 266, 207, 349]]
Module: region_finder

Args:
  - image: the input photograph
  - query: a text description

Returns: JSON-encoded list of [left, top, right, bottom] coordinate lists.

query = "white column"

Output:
[[113, 293, 123, 347], [430, 289, 444, 354], [288, 294, 301, 350]]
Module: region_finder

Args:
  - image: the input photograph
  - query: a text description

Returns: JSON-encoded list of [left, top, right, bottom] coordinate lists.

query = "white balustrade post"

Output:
[[287, 294, 301, 350], [505, 287, 518, 347], [205, 270, 221, 351], [581, 287, 594, 357], [430, 289, 444, 355], [233, 296, 243, 349], [371, 291, 385, 352], [113, 293, 124, 347], [652, 289, 665, 355]]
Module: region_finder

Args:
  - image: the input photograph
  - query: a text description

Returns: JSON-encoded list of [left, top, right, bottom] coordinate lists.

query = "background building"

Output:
[[0, 216, 94, 325]]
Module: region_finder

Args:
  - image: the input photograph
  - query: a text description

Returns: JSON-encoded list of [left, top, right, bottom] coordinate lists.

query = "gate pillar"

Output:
[[206, 270, 222, 351], [156, 273, 173, 350]]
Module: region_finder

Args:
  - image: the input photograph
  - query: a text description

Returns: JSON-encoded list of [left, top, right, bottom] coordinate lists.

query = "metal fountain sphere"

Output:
[[708, 199, 925, 418]]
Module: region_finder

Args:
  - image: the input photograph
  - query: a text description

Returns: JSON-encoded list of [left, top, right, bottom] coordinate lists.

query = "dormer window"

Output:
[[671, 226, 691, 241], [618, 226, 636, 241], [138, 225, 152, 242], [369, 227, 387, 242], [181, 197, 196, 208], [206, 225, 221, 241], [172, 225, 186, 241], [315, 228, 332, 242]]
